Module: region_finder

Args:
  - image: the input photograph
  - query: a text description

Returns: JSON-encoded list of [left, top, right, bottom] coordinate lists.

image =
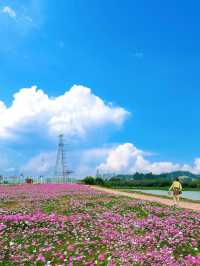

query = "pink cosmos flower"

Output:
[[67, 244, 75, 252], [98, 253, 106, 261], [37, 255, 45, 262]]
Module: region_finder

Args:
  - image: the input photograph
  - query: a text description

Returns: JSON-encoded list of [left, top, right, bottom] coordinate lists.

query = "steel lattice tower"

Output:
[[54, 134, 73, 183]]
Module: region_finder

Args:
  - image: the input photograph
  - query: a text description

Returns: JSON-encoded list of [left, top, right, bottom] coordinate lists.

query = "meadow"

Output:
[[0, 184, 200, 265]]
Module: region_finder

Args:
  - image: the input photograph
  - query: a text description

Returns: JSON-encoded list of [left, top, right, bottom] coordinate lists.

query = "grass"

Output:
[[0, 199, 20, 210], [42, 195, 71, 215]]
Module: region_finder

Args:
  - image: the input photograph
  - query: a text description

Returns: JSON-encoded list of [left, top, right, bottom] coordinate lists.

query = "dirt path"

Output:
[[92, 186, 200, 211]]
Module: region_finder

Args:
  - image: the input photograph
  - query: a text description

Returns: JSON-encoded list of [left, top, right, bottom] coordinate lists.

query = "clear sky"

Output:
[[1, 0, 200, 177]]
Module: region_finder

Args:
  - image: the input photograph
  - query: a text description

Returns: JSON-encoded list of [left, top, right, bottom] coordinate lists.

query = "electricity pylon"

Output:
[[54, 134, 73, 183]]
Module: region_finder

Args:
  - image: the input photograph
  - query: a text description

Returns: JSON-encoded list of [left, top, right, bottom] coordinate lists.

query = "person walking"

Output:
[[169, 177, 182, 207]]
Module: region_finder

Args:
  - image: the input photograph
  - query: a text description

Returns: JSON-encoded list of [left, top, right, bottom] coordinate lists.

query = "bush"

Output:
[[95, 177, 105, 186], [83, 176, 95, 185]]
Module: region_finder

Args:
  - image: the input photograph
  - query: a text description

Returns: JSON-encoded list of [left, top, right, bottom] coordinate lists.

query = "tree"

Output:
[[83, 176, 95, 185], [95, 177, 105, 186]]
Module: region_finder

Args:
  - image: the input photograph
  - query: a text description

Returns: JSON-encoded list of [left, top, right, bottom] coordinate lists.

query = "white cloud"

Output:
[[98, 143, 200, 175], [3, 85, 200, 178], [193, 158, 200, 173], [181, 158, 200, 174], [13, 142, 200, 178], [74, 147, 111, 177], [21, 146, 111, 178], [98, 143, 142, 174], [133, 156, 180, 174], [82, 147, 111, 161], [0, 2, 41, 43], [22, 152, 56, 176], [2, 6, 16, 18], [0, 101, 6, 113], [0, 85, 129, 139]]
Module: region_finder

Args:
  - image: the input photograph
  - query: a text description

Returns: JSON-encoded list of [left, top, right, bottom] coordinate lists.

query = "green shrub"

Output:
[[83, 176, 95, 185], [95, 177, 105, 186]]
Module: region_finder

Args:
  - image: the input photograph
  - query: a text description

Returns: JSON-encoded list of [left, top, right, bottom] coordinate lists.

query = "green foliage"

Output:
[[82, 171, 200, 188], [83, 176, 96, 185], [95, 177, 105, 186], [82, 176, 107, 186], [95, 172, 200, 188]]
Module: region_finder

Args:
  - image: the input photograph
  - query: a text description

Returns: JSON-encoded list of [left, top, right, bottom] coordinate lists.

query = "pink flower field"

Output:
[[0, 184, 200, 265]]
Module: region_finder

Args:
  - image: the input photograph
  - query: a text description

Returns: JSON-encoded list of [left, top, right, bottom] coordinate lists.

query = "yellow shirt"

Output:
[[169, 181, 182, 191]]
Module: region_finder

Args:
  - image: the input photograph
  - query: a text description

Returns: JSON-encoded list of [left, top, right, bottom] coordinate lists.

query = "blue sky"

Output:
[[1, 0, 200, 177]]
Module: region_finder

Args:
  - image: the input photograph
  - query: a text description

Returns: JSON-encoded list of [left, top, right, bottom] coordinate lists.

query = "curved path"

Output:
[[92, 186, 200, 211]]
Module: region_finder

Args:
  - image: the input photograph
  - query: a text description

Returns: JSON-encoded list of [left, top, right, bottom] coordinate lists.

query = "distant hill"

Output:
[[164, 171, 199, 180], [109, 171, 200, 181]]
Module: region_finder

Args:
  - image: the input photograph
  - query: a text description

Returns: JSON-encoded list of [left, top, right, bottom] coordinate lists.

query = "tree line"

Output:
[[82, 171, 200, 188]]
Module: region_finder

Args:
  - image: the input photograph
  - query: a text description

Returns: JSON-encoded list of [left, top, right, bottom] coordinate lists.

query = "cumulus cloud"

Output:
[[0, 85, 129, 139], [98, 143, 142, 174], [21, 146, 111, 178], [98, 143, 200, 175], [20, 147, 102, 178], [0, 101, 6, 113], [14, 143, 200, 177], [2, 6, 16, 18], [22, 152, 56, 176], [74, 147, 111, 177], [132, 156, 180, 174], [180, 158, 200, 174]]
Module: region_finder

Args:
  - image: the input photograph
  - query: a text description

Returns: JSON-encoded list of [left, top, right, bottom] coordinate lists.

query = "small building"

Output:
[[25, 178, 33, 184]]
